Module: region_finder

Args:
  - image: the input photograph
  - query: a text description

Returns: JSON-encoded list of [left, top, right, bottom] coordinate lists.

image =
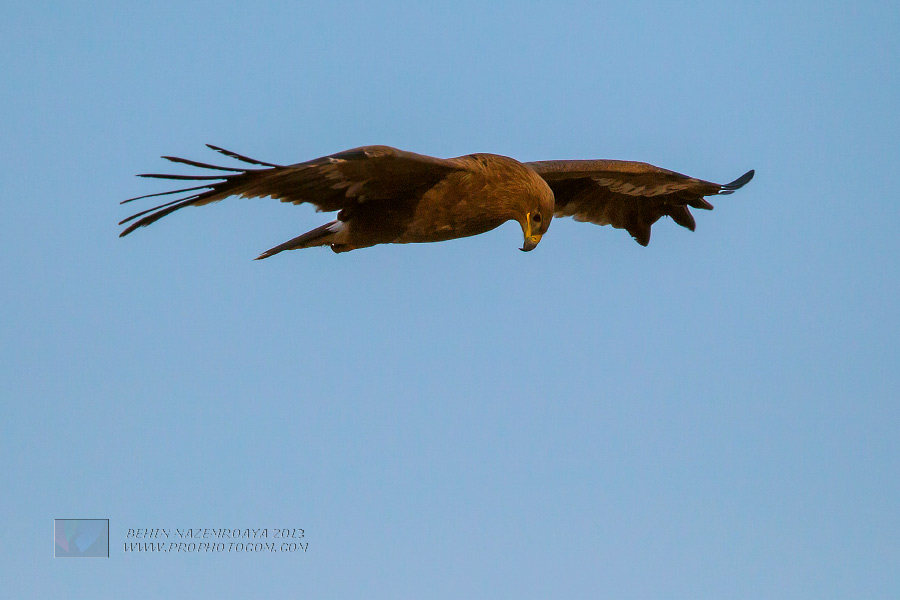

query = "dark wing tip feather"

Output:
[[718, 169, 755, 194], [625, 218, 652, 246], [162, 155, 245, 172], [667, 205, 696, 231], [205, 144, 281, 167], [631, 229, 651, 246], [687, 196, 715, 210], [120, 184, 211, 204], [138, 173, 227, 181], [119, 196, 199, 236], [119, 194, 200, 226]]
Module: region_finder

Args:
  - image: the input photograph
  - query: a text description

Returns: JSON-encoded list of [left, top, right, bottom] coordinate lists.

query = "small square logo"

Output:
[[54, 519, 109, 558]]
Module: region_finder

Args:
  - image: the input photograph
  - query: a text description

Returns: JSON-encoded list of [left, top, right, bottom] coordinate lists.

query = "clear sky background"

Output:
[[2, 0, 898, 597]]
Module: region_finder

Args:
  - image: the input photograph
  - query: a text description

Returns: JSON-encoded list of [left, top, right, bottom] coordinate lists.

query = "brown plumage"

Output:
[[120, 144, 753, 258]]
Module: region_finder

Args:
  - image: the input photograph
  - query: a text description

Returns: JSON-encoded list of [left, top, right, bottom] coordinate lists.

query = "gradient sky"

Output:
[[2, 1, 898, 597]]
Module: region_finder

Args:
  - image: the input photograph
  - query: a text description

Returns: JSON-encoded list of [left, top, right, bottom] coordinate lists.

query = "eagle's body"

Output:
[[120, 144, 753, 257], [347, 154, 553, 248]]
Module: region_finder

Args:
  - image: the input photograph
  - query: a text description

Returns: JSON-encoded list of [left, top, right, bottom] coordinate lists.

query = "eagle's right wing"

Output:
[[527, 158, 754, 246]]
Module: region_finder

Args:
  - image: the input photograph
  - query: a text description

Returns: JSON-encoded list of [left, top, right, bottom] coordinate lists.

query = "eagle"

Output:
[[120, 144, 753, 258]]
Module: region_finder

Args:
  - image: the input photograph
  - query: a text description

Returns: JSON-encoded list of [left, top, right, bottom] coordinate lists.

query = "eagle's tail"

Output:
[[254, 220, 345, 260]]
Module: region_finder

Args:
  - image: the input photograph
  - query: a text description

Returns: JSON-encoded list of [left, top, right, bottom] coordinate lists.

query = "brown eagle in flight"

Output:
[[120, 144, 753, 258]]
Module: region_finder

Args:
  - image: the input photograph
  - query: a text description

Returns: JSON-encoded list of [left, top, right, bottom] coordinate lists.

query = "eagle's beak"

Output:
[[520, 213, 542, 251], [520, 234, 542, 252]]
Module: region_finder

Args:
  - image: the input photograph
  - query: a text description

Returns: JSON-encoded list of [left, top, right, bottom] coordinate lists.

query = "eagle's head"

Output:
[[518, 171, 554, 252]]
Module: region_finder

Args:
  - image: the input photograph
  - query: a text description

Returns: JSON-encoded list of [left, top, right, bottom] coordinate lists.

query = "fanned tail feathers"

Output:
[[255, 220, 344, 260]]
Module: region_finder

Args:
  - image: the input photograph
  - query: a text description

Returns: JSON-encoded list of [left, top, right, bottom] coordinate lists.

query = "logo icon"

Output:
[[54, 519, 109, 558]]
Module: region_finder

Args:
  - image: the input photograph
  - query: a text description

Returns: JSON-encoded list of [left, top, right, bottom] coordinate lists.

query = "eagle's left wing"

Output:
[[526, 159, 753, 246], [119, 145, 460, 237]]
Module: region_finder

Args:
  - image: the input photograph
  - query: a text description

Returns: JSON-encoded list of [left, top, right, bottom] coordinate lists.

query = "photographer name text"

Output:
[[124, 528, 307, 553]]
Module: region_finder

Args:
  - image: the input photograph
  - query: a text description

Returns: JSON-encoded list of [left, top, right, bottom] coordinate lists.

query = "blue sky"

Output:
[[2, 0, 898, 597]]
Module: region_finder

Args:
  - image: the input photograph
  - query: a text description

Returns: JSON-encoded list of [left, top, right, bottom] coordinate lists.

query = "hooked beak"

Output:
[[520, 212, 542, 251], [520, 234, 542, 252]]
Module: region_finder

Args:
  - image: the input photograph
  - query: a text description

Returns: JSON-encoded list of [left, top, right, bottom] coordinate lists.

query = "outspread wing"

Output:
[[526, 159, 754, 246], [120, 145, 461, 236]]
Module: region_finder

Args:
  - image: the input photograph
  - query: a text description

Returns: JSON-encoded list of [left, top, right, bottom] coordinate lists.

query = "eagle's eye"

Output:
[[532, 212, 542, 224]]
